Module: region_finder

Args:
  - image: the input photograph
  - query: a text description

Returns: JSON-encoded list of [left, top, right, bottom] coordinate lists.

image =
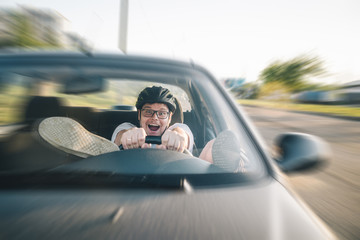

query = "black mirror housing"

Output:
[[62, 76, 105, 94], [274, 132, 331, 172]]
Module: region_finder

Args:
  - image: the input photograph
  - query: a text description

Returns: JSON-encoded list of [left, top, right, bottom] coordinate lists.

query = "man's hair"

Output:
[[136, 86, 176, 112]]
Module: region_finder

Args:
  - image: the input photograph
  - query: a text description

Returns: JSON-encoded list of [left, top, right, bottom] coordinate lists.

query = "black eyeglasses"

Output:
[[141, 109, 170, 119]]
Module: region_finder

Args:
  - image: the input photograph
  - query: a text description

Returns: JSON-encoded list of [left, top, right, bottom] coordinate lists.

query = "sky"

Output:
[[2, 0, 360, 84]]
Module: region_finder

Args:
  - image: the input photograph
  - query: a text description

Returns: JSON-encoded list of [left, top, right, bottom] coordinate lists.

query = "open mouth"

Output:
[[148, 124, 160, 132]]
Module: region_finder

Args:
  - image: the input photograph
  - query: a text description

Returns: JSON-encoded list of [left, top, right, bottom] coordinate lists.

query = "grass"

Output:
[[238, 99, 360, 118]]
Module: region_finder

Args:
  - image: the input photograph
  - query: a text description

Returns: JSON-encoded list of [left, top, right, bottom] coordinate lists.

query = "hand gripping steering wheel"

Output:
[[145, 136, 192, 155]]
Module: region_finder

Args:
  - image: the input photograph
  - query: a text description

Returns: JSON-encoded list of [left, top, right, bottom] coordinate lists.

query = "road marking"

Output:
[[112, 207, 125, 224]]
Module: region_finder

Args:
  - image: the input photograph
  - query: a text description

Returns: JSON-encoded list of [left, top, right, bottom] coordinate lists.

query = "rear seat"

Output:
[[23, 96, 64, 126], [61, 106, 100, 134], [60, 107, 139, 140], [97, 110, 138, 140]]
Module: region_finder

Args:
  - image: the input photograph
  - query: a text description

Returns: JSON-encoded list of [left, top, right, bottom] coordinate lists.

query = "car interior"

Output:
[[0, 93, 206, 172], [0, 64, 227, 173]]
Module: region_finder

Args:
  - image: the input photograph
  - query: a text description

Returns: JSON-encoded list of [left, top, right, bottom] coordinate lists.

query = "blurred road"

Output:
[[242, 105, 360, 240]]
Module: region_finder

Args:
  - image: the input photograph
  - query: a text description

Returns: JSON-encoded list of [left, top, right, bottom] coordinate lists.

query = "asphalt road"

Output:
[[241, 105, 360, 240]]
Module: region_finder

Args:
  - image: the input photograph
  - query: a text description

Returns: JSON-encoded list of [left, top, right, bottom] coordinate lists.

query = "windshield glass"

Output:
[[0, 54, 267, 184]]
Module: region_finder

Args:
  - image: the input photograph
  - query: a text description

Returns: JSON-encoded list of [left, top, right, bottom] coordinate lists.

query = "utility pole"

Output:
[[119, 0, 128, 53]]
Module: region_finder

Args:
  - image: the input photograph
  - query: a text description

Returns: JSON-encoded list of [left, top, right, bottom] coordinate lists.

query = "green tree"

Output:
[[12, 13, 40, 48], [259, 55, 326, 92], [0, 11, 61, 49]]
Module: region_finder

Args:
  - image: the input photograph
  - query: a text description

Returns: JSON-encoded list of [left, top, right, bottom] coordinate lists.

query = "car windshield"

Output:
[[0, 53, 267, 185]]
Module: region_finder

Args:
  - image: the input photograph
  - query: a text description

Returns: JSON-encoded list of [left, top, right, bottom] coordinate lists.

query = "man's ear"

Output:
[[137, 110, 141, 121]]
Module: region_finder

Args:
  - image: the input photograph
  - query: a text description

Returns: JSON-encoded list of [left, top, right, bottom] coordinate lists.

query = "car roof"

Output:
[[0, 50, 194, 68], [0, 50, 219, 86]]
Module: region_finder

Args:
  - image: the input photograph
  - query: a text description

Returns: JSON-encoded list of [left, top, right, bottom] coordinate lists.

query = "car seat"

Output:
[[170, 97, 183, 125], [23, 96, 64, 125]]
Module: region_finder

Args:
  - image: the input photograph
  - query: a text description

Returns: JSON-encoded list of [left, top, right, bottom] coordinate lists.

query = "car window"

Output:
[[0, 72, 31, 124], [0, 56, 266, 183]]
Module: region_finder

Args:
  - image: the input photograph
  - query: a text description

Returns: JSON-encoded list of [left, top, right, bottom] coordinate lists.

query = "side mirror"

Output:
[[274, 132, 331, 172]]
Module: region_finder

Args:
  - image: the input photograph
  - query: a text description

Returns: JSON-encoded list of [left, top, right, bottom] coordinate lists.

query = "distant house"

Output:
[[337, 80, 360, 103]]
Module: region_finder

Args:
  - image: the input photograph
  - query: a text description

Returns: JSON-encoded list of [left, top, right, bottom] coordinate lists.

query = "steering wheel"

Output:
[[119, 136, 191, 155], [145, 136, 192, 155]]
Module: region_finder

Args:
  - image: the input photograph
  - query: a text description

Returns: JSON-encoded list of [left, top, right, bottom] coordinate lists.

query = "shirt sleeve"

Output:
[[111, 122, 137, 143], [169, 123, 194, 153]]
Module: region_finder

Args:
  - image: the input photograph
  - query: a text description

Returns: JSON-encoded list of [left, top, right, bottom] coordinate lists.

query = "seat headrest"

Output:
[[170, 97, 183, 125], [24, 96, 64, 124]]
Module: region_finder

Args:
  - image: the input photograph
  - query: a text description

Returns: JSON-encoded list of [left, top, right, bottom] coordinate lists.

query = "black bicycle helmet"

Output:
[[136, 86, 176, 112]]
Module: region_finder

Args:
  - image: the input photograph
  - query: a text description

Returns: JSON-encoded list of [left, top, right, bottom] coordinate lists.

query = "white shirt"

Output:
[[111, 122, 194, 153]]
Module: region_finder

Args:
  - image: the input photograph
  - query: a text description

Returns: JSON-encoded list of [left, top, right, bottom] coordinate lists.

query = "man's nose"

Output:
[[151, 112, 159, 119]]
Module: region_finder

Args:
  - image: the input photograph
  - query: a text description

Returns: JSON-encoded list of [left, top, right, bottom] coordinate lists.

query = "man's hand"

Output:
[[160, 127, 189, 152], [119, 127, 147, 149], [117, 127, 189, 152]]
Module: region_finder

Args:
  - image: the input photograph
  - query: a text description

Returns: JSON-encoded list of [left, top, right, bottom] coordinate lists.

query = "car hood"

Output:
[[0, 178, 335, 240]]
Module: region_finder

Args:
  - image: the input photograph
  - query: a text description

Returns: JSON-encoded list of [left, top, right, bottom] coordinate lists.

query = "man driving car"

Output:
[[38, 86, 220, 163], [111, 86, 194, 153]]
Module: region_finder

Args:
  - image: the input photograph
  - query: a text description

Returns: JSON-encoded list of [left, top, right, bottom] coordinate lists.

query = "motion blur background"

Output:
[[1, 0, 360, 105], [0, 1, 359, 239]]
